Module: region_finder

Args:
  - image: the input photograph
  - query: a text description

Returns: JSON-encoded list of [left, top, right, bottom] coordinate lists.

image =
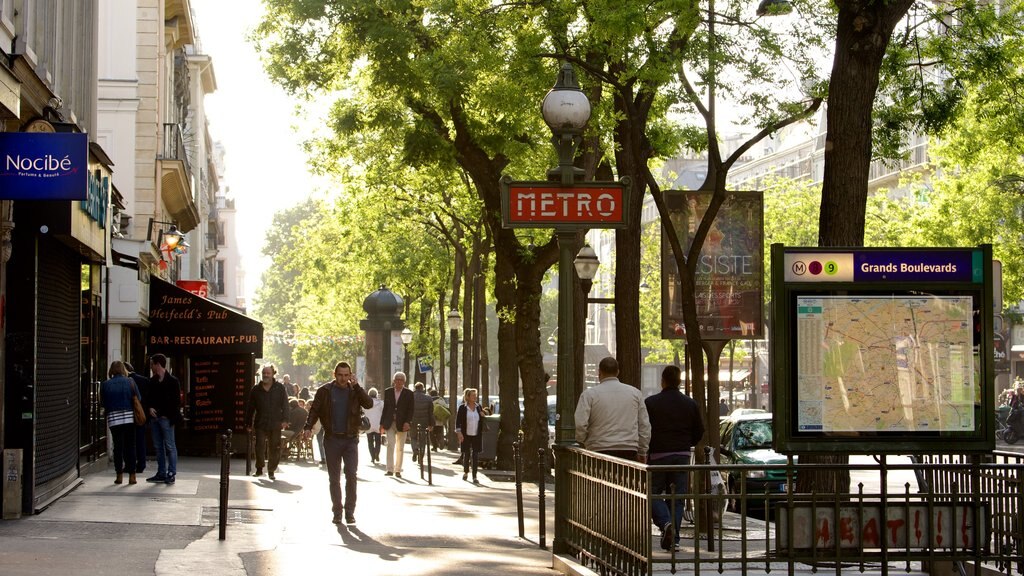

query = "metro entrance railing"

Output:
[[558, 447, 1023, 576]]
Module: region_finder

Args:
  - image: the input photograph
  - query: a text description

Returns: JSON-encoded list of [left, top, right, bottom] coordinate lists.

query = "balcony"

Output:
[[159, 122, 200, 231]]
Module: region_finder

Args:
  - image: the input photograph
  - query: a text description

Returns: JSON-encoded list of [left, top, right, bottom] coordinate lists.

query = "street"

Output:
[[0, 446, 559, 576]]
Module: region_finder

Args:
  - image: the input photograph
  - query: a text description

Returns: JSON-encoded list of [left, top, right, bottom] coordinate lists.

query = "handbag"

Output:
[[359, 415, 371, 432], [129, 380, 146, 426]]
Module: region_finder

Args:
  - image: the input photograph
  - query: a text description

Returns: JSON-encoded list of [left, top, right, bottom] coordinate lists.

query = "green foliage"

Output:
[[875, 0, 1024, 161]]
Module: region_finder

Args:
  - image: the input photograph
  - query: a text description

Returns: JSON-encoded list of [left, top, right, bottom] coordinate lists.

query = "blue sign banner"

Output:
[[853, 250, 979, 282], [0, 132, 88, 200]]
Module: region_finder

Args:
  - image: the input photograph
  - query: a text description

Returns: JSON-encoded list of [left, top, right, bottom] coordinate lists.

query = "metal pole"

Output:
[[448, 330, 459, 451], [425, 425, 433, 486], [514, 434, 525, 538], [538, 447, 547, 549], [554, 229, 577, 554], [218, 429, 233, 541]]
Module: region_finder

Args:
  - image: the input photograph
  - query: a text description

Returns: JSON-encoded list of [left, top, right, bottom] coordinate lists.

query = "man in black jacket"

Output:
[[303, 361, 372, 525], [645, 365, 705, 551], [245, 364, 290, 480], [146, 353, 182, 484], [379, 371, 414, 478]]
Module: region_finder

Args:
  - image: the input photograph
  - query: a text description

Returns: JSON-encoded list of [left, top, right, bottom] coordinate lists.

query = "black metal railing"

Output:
[[559, 447, 1024, 576], [161, 123, 192, 174]]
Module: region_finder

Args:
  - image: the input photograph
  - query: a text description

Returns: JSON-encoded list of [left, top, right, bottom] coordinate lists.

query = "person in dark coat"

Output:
[[245, 364, 291, 480], [146, 353, 182, 484], [645, 365, 705, 551], [303, 361, 373, 525], [409, 382, 436, 463], [125, 361, 151, 474], [379, 371, 414, 477]]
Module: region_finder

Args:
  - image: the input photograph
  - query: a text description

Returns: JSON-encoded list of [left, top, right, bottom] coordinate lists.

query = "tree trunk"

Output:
[[612, 87, 652, 390], [819, 0, 914, 247], [805, 0, 914, 494], [475, 234, 490, 405]]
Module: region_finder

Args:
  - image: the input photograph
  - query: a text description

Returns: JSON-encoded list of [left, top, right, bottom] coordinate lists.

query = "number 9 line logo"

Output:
[[824, 261, 838, 275]]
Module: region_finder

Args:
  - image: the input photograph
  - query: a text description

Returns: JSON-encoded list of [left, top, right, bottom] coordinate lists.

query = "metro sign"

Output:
[[500, 176, 630, 229]]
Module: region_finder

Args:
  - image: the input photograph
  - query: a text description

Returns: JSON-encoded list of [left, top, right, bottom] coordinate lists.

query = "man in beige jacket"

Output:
[[574, 356, 651, 462]]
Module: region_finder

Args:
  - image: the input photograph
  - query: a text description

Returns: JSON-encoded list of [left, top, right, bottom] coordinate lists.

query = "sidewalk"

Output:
[[0, 443, 561, 576]]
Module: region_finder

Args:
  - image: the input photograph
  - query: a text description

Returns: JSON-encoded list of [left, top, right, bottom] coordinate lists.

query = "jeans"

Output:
[[109, 423, 137, 474], [151, 417, 177, 477], [316, 428, 325, 463], [366, 432, 381, 461], [461, 433, 482, 476], [254, 427, 282, 472], [385, 425, 407, 473], [324, 434, 359, 516], [650, 454, 691, 541]]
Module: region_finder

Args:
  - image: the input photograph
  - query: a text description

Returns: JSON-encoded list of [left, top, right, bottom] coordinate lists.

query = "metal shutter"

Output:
[[34, 238, 81, 486]]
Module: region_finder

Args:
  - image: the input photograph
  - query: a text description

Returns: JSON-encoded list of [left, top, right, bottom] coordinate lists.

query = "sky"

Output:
[[190, 0, 322, 306]]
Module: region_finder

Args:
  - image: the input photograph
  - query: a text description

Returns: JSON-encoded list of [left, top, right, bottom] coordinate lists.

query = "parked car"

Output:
[[718, 412, 794, 512]]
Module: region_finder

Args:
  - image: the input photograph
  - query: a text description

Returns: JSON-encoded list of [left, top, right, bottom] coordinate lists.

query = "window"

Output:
[[215, 260, 225, 295]]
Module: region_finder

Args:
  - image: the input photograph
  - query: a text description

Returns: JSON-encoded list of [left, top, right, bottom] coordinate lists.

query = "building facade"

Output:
[[0, 0, 114, 515]]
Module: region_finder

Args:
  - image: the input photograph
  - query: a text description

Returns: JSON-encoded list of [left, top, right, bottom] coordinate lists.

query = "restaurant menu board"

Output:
[[190, 355, 252, 433]]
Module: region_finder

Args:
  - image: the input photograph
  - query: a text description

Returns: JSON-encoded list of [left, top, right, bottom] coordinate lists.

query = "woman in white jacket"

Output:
[[363, 388, 385, 464]]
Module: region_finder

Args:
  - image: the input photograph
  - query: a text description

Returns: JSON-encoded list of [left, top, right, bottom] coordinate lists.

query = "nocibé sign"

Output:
[[499, 175, 630, 229]]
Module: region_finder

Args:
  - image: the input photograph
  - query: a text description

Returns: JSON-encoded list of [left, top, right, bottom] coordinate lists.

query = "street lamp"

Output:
[[540, 62, 593, 556], [542, 62, 591, 186], [401, 327, 413, 377], [446, 309, 463, 450]]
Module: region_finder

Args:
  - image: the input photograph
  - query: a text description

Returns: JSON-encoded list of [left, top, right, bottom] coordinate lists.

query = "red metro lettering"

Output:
[[508, 186, 623, 224]]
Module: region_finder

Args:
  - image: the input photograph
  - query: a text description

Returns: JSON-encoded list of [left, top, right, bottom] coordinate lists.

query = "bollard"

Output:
[[219, 429, 233, 541], [418, 425, 425, 480], [538, 447, 547, 549], [425, 426, 433, 486], [513, 435, 524, 539]]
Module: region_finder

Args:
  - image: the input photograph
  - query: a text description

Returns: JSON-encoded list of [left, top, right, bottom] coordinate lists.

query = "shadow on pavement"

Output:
[[336, 525, 405, 561]]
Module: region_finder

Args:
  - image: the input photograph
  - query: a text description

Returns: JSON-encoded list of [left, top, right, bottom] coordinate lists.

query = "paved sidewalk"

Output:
[[0, 444, 561, 576]]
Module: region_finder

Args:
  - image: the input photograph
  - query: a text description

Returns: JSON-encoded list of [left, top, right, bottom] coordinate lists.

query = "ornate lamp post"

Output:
[[401, 327, 413, 376], [446, 309, 463, 450], [541, 63, 592, 555]]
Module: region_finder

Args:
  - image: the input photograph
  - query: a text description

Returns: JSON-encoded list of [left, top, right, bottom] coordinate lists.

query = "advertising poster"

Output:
[[661, 190, 764, 340]]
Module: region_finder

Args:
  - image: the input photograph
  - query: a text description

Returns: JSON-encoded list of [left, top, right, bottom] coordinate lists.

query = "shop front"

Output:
[[2, 133, 113, 514], [146, 277, 262, 455]]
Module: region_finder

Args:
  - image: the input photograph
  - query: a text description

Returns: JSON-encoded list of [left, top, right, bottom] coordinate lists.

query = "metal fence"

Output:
[[559, 447, 1023, 576]]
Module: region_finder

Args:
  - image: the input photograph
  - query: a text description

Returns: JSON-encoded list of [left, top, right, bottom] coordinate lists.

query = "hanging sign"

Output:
[[0, 132, 88, 200]]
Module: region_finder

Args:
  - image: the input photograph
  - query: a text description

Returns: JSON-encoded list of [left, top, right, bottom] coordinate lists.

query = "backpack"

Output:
[[433, 398, 451, 422]]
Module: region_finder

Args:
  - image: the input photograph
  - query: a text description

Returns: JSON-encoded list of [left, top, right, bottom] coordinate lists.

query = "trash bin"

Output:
[[478, 414, 500, 468]]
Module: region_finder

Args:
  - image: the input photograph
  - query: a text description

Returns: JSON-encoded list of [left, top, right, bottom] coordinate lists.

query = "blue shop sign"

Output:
[[81, 168, 108, 227], [0, 132, 88, 200]]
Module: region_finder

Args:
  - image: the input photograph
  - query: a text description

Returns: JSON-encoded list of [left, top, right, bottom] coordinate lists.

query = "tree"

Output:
[[254, 0, 563, 475]]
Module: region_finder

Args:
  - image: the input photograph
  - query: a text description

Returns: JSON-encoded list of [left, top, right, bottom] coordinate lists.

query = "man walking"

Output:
[[303, 362, 372, 525], [379, 371, 414, 477], [646, 365, 705, 551], [574, 356, 651, 462], [409, 382, 436, 463], [245, 364, 290, 480], [146, 353, 182, 484]]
